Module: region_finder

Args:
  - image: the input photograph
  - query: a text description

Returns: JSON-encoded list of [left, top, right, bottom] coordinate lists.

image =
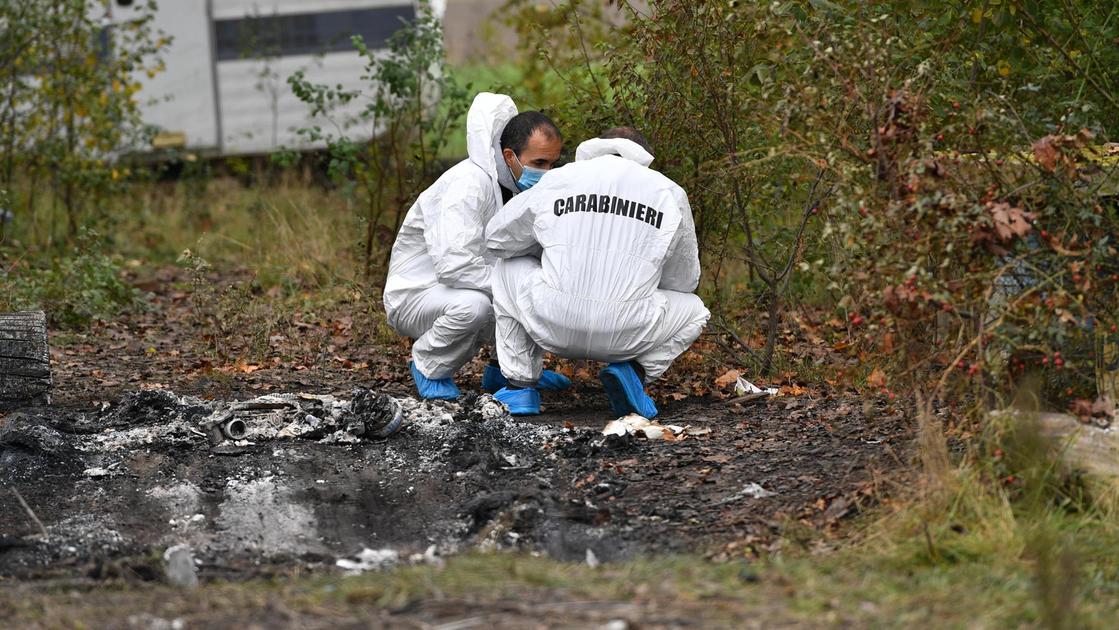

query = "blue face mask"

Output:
[[513, 155, 547, 191]]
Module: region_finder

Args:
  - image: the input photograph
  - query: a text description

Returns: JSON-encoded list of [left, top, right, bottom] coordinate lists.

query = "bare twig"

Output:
[[11, 487, 48, 540]]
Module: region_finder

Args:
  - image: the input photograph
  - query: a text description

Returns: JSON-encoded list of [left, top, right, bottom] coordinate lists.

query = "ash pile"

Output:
[[0, 388, 586, 576]]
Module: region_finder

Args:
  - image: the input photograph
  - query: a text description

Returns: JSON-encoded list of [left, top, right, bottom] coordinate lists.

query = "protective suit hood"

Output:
[[575, 137, 655, 167], [465, 92, 519, 201], [384, 92, 519, 359]]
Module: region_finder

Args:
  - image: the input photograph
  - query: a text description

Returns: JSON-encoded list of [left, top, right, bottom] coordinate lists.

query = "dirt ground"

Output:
[[0, 267, 914, 626]]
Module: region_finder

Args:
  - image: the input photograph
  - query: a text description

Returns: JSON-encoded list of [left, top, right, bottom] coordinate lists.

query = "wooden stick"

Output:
[[11, 487, 49, 540]]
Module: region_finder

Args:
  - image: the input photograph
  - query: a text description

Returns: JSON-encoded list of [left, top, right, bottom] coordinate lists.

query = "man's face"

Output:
[[503, 128, 563, 179]]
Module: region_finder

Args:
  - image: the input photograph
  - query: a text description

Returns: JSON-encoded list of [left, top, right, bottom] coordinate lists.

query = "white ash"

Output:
[[71, 389, 553, 454]]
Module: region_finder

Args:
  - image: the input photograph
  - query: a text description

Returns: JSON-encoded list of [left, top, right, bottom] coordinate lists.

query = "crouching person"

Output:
[[383, 92, 571, 399], [485, 127, 710, 417]]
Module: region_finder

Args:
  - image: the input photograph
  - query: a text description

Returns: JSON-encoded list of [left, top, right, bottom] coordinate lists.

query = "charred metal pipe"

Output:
[[203, 411, 248, 444], [221, 418, 247, 440]]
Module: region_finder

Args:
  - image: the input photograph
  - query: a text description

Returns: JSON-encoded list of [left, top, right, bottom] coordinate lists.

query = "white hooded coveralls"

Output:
[[485, 138, 710, 385], [383, 93, 520, 379]]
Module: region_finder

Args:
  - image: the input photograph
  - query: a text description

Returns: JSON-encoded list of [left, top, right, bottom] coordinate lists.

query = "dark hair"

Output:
[[500, 111, 562, 156], [598, 126, 652, 154]]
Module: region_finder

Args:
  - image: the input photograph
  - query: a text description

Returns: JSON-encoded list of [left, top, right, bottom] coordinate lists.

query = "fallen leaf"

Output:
[[866, 367, 887, 389], [715, 369, 741, 388]]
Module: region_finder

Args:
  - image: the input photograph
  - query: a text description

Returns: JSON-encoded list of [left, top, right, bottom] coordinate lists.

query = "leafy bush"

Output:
[[1, 231, 142, 327], [507, 0, 1118, 406], [283, 1, 469, 276], [0, 0, 166, 244]]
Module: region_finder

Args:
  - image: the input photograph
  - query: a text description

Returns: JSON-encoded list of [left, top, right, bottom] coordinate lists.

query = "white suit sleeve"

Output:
[[485, 190, 540, 259], [659, 190, 701, 292], [424, 177, 493, 292]]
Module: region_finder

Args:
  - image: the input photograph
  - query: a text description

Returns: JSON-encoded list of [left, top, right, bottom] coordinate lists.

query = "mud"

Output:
[[0, 387, 911, 581]]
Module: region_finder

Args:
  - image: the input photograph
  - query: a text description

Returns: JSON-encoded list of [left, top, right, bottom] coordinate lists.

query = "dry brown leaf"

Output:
[[781, 384, 808, 396], [990, 202, 1033, 242], [1033, 135, 1061, 172], [714, 369, 741, 388], [866, 367, 887, 389]]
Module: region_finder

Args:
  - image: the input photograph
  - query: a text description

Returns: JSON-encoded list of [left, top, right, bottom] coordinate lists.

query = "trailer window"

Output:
[[213, 6, 416, 61]]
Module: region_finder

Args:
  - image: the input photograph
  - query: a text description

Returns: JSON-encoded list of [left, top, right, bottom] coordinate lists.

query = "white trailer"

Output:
[[105, 0, 443, 156]]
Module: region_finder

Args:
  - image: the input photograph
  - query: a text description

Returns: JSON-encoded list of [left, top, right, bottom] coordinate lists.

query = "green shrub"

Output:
[[283, 0, 469, 276], [0, 0, 167, 245], [505, 1, 1118, 402], [1, 230, 143, 328]]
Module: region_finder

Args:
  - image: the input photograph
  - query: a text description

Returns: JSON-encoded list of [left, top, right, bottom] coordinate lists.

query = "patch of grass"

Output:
[[123, 177, 366, 288], [5, 523, 1119, 628]]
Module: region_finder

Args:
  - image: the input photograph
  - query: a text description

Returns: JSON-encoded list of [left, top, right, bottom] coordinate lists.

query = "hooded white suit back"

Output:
[[486, 138, 708, 383], [382, 93, 518, 379]]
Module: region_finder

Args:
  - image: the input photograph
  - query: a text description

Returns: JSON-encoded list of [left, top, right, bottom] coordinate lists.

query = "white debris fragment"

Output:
[[602, 414, 688, 441], [407, 545, 444, 568], [739, 482, 777, 498], [336, 547, 400, 574], [126, 614, 185, 630], [585, 548, 600, 568], [735, 376, 779, 397], [82, 467, 111, 477], [717, 482, 778, 505], [163, 544, 198, 588]]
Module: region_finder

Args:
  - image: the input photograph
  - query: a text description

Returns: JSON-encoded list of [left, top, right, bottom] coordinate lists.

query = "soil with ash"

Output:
[[0, 266, 913, 581], [0, 387, 909, 580]]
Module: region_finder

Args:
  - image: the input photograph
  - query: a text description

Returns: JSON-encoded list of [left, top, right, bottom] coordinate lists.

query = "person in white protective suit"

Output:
[[382, 92, 573, 400], [485, 127, 710, 417]]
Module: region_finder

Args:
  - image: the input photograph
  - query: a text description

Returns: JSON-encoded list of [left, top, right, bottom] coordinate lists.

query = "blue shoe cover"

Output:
[[494, 387, 541, 415], [483, 365, 572, 393], [410, 361, 460, 400], [599, 362, 658, 419], [537, 370, 572, 392], [481, 364, 507, 393]]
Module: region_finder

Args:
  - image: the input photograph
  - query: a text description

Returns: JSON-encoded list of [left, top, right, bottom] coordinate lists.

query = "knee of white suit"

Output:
[[441, 296, 494, 333]]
